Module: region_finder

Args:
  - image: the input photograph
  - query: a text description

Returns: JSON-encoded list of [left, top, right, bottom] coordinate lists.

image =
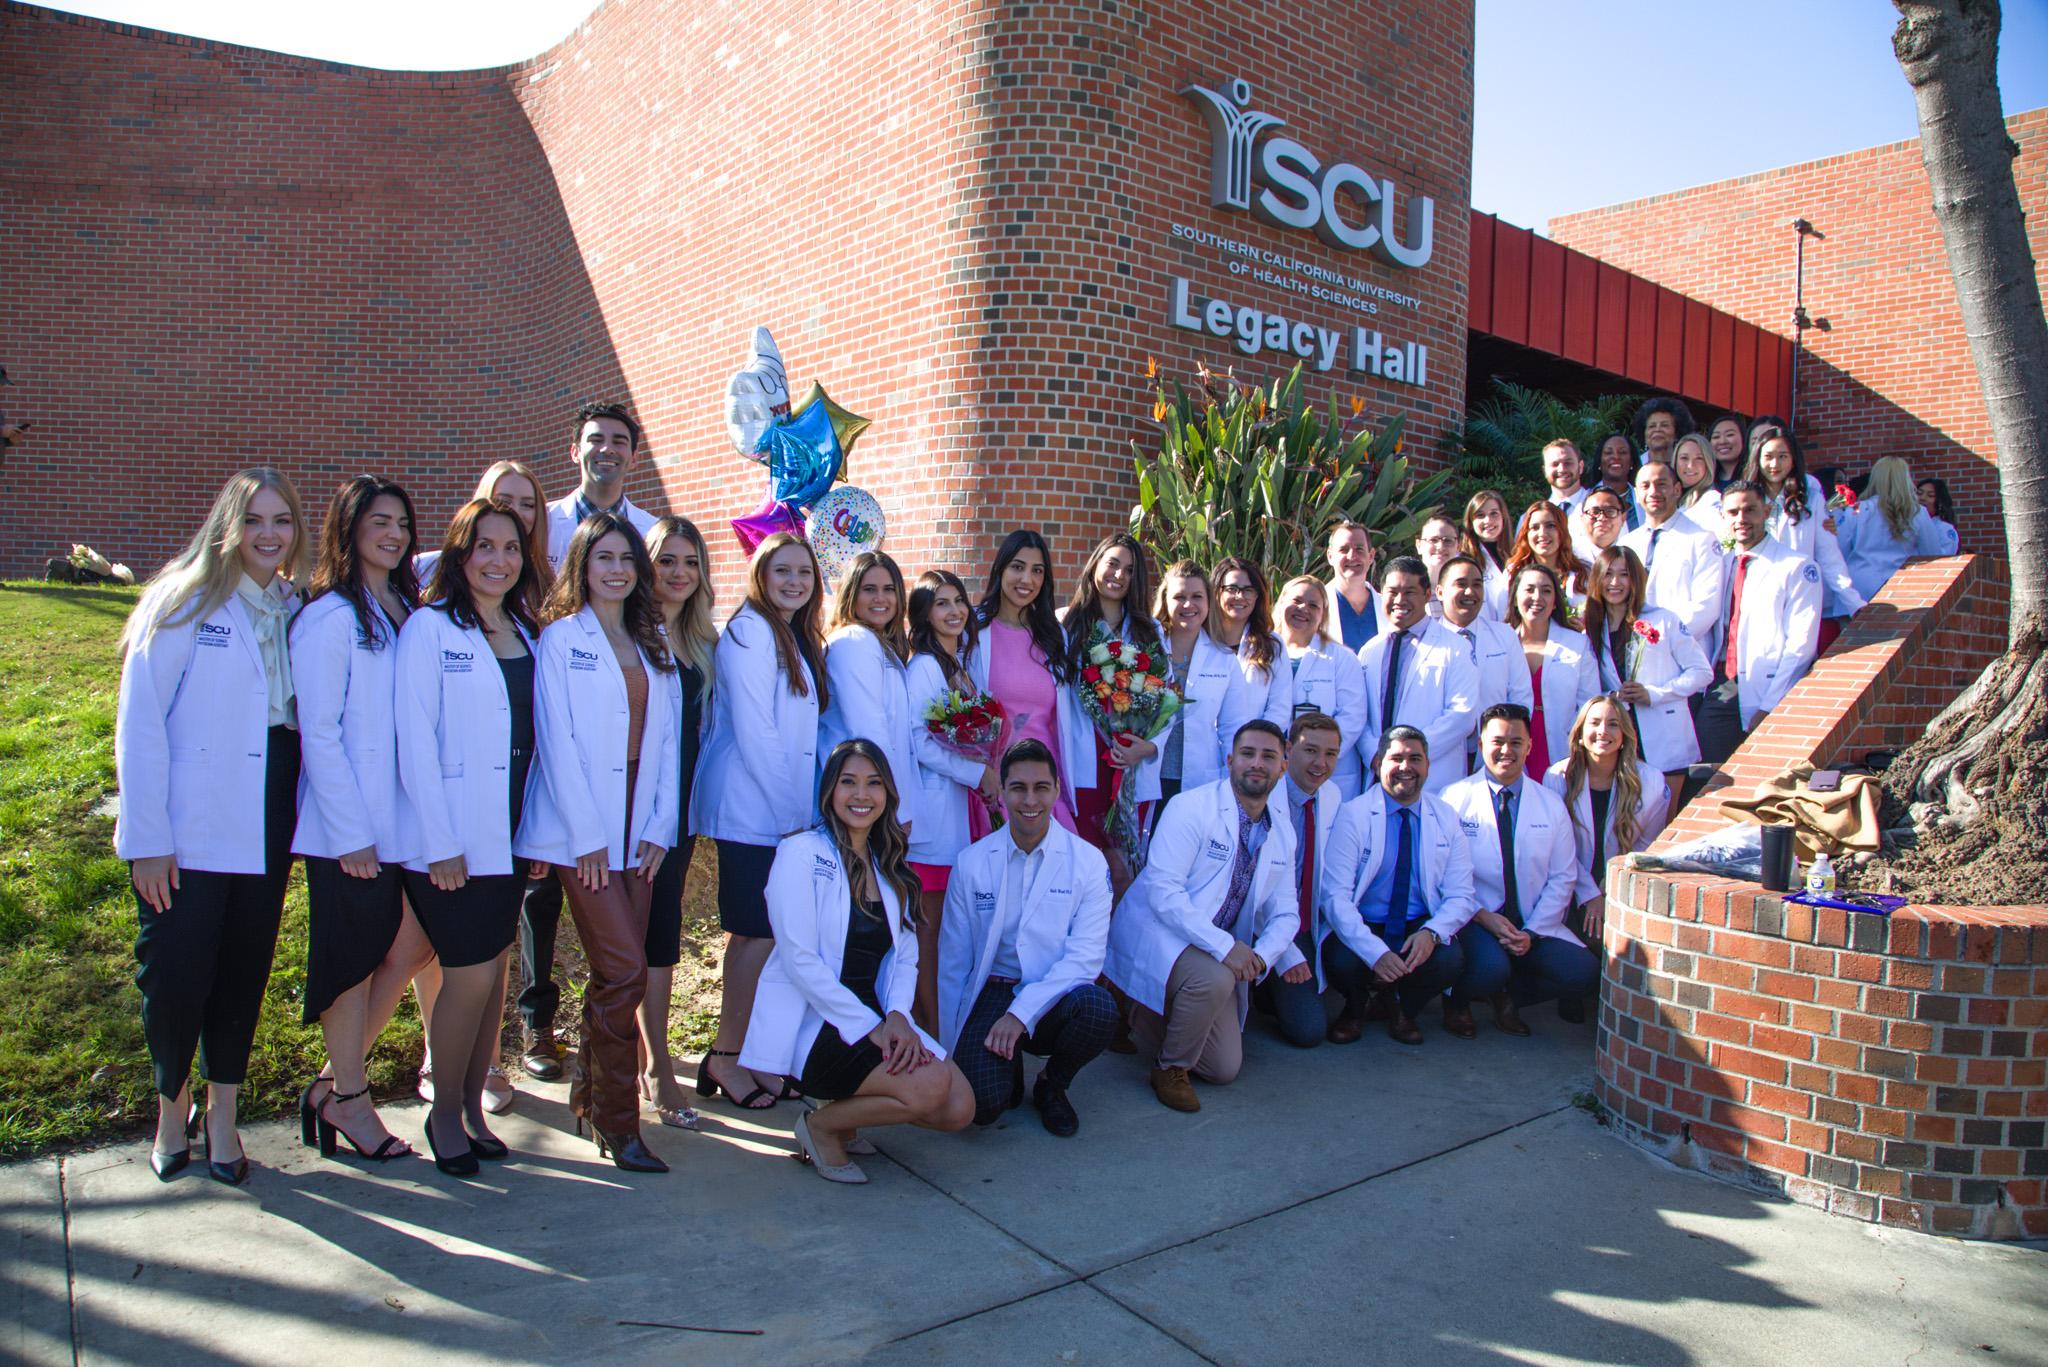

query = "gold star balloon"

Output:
[[789, 382, 872, 478]]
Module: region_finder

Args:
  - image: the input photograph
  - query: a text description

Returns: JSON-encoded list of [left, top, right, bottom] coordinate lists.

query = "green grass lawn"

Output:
[[0, 581, 726, 1159]]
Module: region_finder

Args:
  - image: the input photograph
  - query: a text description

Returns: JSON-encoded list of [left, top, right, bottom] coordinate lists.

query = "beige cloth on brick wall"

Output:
[[1719, 765, 1884, 859]]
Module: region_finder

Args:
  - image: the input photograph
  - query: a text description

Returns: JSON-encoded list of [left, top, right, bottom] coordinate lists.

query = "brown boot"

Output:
[[1149, 1065, 1200, 1113], [1387, 1012, 1425, 1046], [522, 1026, 564, 1082], [1326, 1010, 1366, 1045], [1490, 993, 1532, 1037]]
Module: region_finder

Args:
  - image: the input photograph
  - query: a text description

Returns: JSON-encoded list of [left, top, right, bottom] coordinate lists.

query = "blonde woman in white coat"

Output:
[[1583, 546, 1711, 815], [741, 741, 973, 1182], [291, 477, 434, 1164], [116, 467, 307, 1185], [516, 513, 681, 1173], [690, 533, 828, 1110], [393, 498, 545, 1177], [1543, 696, 1670, 948], [1274, 574, 1369, 799], [818, 551, 919, 836], [903, 570, 999, 1027], [1506, 562, 1596, 785]]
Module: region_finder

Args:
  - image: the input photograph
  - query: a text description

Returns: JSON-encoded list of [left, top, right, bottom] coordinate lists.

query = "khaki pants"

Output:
[[1129, 946, 1244, 1083]]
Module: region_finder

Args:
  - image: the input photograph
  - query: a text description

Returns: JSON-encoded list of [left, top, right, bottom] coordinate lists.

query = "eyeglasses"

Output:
[[1584, 506, 1624, 520]]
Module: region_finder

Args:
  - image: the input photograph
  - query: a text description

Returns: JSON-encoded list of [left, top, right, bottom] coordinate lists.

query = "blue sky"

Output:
[[47, 0, 2048, 230]]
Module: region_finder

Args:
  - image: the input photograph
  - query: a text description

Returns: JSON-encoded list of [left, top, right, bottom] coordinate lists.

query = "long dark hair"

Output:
[[909, 569, 978, 684], [744, 532, 829, 705], [302, 475, 419, 649], [425, 498, 540, 636], [818, 739, 921, 929], [1745, 424, 1810, 524], [540, 511, 675, 672], [1064, 533, 1161, 675], [830, 550, 909, 662], [1580, 545, 1646, 644], [976, 528, 1069, 683], [1209, 556, 1276, 672]]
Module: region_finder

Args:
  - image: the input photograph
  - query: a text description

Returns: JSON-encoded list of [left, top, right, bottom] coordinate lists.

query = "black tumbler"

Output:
[[1759, 825, 1795, 891]]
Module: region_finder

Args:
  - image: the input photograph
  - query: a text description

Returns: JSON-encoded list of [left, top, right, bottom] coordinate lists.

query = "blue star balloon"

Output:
[[761, 400, 843, 511]]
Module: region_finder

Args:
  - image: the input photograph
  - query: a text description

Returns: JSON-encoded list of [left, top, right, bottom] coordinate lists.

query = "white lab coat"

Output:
[[818, 625, 921, 828], [1768, 475, 1864, 617], [392, 603, 537, 876], [1103, 779, 1299, 1020], [1708, 539, 1822, 728], [1440, 772, 1580, 945], [115, 590, 283, 873], [1835, 502, 1958, 603], [1319, 785, 1479, 975], [1479, 552, 1511, 623], [1438, 616, 1534, 733], [1357, 620, 1480, 792], [690, 604, 821, 846], [1679, 489, 1723, 535], [1525, 624, 1599, 764], [542, 492, 659, 575], [967, 618, 1099, 813], [1620, 515, 1725, 645], [1141, 630, 1260, 797], [1542, 758, 1670, 905], [935, 823, 1113, 1055], [739, 828, 944, 1077], [1231, 630, 1293, 734], [1590, 606, 1712, 771], [288, 592, 414, 862], [1266, 775, 1345, 983], [1283, 637, 1369, 799], [904, 646, 986, 869], [514, 607, 680, 870]]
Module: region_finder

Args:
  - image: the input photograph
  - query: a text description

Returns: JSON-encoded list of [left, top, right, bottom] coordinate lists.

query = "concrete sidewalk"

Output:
[[4, 1019, 2043, 1366]]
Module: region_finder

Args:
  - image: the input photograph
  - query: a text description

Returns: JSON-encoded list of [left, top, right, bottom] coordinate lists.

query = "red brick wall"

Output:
[[1600, 554, 2047, 1241], [1547, 109, 2048, 558], [0, 0, 1475, 602]]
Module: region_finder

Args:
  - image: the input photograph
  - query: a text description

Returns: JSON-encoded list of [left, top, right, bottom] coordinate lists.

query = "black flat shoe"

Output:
[[424, 1115, 479, 1177], [149, 1148, 190, 1182], [1032, 1076, 1080, 1138], [465, 1127, 509, 1161], [202, 1127, 249, 1187]]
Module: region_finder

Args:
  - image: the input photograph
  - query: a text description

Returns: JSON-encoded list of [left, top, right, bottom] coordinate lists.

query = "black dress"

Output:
[[647, 662, 703, 967], [796, 893, 891, 1102]]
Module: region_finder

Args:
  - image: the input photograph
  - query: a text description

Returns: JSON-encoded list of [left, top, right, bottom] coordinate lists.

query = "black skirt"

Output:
[[301, 857, 404, 1022], [647, 834, 697, 968], [715, 839, 778, 939], [403, 868, 522, 969]]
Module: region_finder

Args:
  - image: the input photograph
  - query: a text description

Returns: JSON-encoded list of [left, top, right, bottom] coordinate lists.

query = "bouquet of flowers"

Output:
[[1076, 623, 1184, 870], [923, 687, 1008, 763], [1829, 482, 1858, 511]]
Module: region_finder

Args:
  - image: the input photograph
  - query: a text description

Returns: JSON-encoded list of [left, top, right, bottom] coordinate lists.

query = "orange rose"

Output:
[[1111, 690, 1133, 713]]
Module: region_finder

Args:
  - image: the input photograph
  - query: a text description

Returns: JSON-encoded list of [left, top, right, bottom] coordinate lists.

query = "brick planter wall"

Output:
[[1596, 554, 2048, 1240]]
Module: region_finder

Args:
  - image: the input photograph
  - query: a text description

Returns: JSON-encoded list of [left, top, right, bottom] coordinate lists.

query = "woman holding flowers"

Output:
[[972, 530, 1093, 835], [904, 569, 1002, 1026], [1745, 425, 1865, 647], [1061, 535, 1168, 884], [1581, 546, 1708, 816]]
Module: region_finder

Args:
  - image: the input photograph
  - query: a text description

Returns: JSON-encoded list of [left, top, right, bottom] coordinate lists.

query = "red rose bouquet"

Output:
[[1076, 623, 1184, 869], [922, 687, 1008, 764]]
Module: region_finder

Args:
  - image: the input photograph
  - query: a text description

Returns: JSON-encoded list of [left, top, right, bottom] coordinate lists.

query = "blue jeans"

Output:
[[1267, 932, 1468, 1043], [1455, 924, 1596, 1006], [1452, 922, 1513, 1004]]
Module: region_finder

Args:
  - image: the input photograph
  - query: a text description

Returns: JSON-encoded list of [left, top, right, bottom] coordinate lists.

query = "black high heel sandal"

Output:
[[576, 1115, 669, 1173], [298, 1078, 329, 1150], [694, 1048, 778, 1109], [203, 1125, 249, 1187], [314, 1087, 413, 1161], [424, 1114, 479, 1177]]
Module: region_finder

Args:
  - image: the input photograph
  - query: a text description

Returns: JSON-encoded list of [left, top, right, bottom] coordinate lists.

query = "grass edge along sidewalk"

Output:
[[0, 581, 726, 1160]]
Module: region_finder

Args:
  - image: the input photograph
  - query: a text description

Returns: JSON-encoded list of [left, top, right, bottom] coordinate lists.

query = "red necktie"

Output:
[[1724, 553, 1753, 677]]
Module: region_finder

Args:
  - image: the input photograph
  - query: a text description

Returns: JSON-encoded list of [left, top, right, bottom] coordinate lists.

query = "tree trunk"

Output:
[[1893, 0, 2048, 640]]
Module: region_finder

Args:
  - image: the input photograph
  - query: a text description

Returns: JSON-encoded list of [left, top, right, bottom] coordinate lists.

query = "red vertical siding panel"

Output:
[[1625, 275, 1658, 383], [1467, 211, 1495, 335], [1654, 287, 1685, 392], [1595, 263, 1631, 376], [1563, 250, 1600, 365], [1732, 323, 1760, 414], [1490, 219, 1531, 346], [1682, 298, 1711, 399], [1527, 236, 1565, 355], [1708, 312, 1736, 408]]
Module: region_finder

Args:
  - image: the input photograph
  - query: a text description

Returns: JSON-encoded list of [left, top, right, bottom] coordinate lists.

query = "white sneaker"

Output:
[[482, 1066, 516, 1115], [416, 1065, 433, 1104]]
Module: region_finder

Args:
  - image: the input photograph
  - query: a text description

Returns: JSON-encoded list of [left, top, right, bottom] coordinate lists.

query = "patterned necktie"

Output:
[[1297, 794, 1317, 953], [1212, 804, 1257, 934], [1385, 806, 1415, 944], [1496, 786, 1523, 927]]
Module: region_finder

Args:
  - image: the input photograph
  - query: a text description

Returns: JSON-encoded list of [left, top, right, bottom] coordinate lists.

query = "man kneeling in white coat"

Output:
[[1105, 720, 1298, 1113], [936, 740, 1118, 1138]]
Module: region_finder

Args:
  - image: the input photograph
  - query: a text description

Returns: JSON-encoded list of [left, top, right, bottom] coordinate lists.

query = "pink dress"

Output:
[[983, 620, 1078, 836]]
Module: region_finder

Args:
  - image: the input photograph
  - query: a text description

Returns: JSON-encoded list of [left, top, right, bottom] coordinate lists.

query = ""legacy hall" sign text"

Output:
[[1167, 277, 1430, 387]]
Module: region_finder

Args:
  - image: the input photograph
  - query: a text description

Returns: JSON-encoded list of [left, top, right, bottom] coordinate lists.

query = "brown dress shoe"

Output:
[[1149, 1065, 1200, 1113], [1387, 1013, 1425, 1046], [522, 1029, 564, 1082], [1326, 1013, 1366, 1045], [1441, 1002, 1478, 1039], [1491, 993, 1532, 1037], [1361, 989, 1394, 1023]]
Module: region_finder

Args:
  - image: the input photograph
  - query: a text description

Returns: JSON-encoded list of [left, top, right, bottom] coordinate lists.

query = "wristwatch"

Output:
[[1428, 928, 1450, 948]]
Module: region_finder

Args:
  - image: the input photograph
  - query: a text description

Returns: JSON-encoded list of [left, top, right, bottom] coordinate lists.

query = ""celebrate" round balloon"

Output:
[[806, 485, 886, 583]]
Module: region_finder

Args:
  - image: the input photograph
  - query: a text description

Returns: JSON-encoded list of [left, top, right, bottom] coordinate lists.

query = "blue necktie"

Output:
[[1646, 526, 1663, 568], [1382, 629, 1407, 734], [1496, 787, 1523, 927], [1385, 807, 1414, 944]]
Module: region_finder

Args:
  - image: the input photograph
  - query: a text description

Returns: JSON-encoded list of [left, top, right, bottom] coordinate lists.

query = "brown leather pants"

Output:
[[556, 866, 652, 1136]]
